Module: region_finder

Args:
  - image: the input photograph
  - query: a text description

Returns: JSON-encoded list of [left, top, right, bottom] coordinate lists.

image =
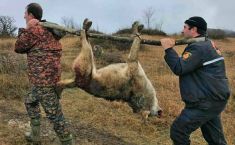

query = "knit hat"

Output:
[[185, 16, 207, 32]]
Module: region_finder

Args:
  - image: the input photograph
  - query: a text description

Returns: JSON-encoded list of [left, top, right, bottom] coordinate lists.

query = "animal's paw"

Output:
[[141, 110, 150, 124], [83, 18, 92, 31]]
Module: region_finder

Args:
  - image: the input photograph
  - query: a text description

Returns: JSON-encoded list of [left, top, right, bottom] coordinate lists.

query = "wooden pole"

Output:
[[40, 21, 206, 46]]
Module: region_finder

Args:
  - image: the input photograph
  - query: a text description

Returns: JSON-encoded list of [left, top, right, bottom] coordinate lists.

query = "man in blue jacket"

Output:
[[160, 16, 230, 145]]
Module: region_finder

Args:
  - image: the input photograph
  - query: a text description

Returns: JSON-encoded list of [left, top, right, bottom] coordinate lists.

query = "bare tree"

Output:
[[143, 7, 155, 29], [0, 16, 17, 37], [61, 16, 80, 30], [155, 17, 164, 31]]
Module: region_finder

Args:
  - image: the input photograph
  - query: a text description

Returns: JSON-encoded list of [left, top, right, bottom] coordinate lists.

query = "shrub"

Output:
[[90, 38, 131, 51], [115, 28, 167, 36], [0, 52, 27, 74], [0, 38, 15, 51], [0, 52, 29, 99], [208, 28, 226, 39]]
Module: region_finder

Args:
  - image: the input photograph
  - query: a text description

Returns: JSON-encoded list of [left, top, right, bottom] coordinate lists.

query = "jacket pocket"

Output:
[[203, 75, 230, 101]]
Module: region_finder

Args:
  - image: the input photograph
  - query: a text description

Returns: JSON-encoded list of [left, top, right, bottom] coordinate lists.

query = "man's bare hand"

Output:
[[160, 38, 175, 50], [26, 19, 39, 29]]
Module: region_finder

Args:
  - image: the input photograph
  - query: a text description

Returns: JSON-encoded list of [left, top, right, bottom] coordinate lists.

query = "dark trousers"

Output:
[[170, 101, 227, 145]]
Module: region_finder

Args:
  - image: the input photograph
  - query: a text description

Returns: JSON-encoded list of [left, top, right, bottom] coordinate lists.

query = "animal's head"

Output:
[[128, 96, 162, 119]]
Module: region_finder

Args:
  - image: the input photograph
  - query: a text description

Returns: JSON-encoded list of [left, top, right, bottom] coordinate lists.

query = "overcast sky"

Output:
[[1, 0, 235, 34]]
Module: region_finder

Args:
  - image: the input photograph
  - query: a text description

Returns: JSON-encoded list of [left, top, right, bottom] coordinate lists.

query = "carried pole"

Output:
[[40, 21, 206, 46]]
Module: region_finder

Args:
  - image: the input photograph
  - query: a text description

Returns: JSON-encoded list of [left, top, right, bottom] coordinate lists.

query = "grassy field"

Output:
[[0, 35, 234, 145]]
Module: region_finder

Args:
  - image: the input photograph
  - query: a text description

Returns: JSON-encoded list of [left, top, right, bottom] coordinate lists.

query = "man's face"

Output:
[[182, 24, 194, 38], [24, 9, 33, 24]]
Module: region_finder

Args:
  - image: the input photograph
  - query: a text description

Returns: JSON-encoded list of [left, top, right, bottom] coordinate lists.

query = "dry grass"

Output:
[[0, 38, 15, 51], [0, 36, 234, 145]]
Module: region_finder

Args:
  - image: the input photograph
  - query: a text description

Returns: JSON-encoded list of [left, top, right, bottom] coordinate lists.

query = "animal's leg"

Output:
[[73, 19, 95, 85], [83, 18, 92, 40], [127, 21, 144, 62], [127, 22, 146, 113], [82, 18, 98, 76], [80, 18, 92, 50], [127, 37, 141, 62], [56, 19, 94, 96]]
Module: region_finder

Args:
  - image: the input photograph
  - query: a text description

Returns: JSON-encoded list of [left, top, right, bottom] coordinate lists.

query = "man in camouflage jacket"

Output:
[[15, 3, 73, 145]]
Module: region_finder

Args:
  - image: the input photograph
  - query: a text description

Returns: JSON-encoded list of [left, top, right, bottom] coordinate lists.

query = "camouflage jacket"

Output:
[[15, 25, 62, 86]]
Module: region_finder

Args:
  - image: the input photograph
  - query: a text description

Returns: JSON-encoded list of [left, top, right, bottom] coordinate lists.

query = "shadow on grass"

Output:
[[73, 122, 137, 145]]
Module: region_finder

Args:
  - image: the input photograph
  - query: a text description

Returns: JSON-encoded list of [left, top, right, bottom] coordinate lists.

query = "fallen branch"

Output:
[[40, 21, 206, 46]]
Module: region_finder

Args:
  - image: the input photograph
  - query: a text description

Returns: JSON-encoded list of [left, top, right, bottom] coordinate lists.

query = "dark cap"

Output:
[[185, 16, 207, 32]]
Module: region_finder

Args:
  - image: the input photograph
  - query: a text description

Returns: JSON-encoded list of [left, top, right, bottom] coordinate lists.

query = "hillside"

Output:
[[0, 36, 234, 145]]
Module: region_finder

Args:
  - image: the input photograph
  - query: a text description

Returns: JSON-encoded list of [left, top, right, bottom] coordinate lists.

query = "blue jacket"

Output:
[[164, 38, 230, 105]]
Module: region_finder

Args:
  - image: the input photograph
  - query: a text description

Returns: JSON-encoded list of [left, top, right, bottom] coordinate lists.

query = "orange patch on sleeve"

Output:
[[182, 52, 192, 60]]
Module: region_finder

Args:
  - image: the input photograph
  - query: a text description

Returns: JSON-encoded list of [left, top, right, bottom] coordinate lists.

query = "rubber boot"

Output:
[[25, 118, 41, 145], [59, 133, 74, 145]]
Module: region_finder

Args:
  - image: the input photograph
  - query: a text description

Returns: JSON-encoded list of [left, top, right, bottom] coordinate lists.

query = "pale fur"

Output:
[[59, 29, 162, 118]]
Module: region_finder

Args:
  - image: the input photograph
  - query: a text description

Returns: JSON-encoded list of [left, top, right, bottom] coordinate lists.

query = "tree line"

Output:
[[0, 16, 17, 37], [1, 10, 235, 39], [0, 7, 166, 37]]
